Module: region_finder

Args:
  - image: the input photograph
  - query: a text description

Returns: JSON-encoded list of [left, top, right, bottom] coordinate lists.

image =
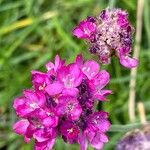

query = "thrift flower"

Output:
[[73, 8, 138, 68], [73, 16, 96, 40], [13, 55, 111, 150], [13, 90, 46, 117], [78, 111, 110, 150], [60, 120, 80, 144], [56, 96, 82, 120]]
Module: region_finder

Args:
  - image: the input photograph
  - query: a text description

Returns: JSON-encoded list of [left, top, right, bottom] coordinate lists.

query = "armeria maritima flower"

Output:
[[73, 8, 138, 68], [13, 55, 111, 150]]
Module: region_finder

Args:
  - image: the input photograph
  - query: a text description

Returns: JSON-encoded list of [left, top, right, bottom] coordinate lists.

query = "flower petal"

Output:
[[94, 90, 112, 101], [13, 97, 25, 110], [72, 19, 96, 39], [62, 88, 79, 96], [75, 54, 84, 68], [78, 133, 88, 150], [45, 82, 63, 95], [54, 55, 61, 70], [82, 60, 99, 80], [23, 90, 37, 101], [45, 62, 54, 71], [120, 55, 138, 68], [70, 104, 82, 120], [90, 132, 104, 149], [100, 133, 109, 143], [13, 119, 29, 135], [33, 129, 49, 142], [73, 27, 84, 38], [43, 116, 58, 128], [94, 70, 110, 88], [94, 94, 107, 101], [35, 138, 56, 150]]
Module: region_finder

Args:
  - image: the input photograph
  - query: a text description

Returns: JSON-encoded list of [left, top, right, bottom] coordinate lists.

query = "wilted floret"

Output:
[[13, 55, 111, 150], [73, 8, 138, 68]]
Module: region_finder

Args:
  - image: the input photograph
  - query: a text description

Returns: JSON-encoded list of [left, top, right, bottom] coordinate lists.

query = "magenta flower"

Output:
[[35, 138, 56, 150], [13, 90, 46, 117], [32, 71, 50, 92], [87, 111, 111, 132], [90, 70, 112, 101], [28, 108, 58, 128], [56, 96, 82, 120], [13, 55, 111, 150], [73, 17, 96, 40], [33, 128, 56, 146], [13, 119, 38, 143], [78, 111, 110, 150], [45, 55, 65, 72], [76, 55, 112, 102], [82, 60, 100, 80], [46, 63, 83, 96], [60, 120, 80, 144], [87, 131, 109, 150], [13, 119, 30, 137], [73, 8, 138, 68], [57, 63, 83, 96]]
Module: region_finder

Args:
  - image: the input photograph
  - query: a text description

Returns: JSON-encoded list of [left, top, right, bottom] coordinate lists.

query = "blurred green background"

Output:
[[0, 0, 150, 149]]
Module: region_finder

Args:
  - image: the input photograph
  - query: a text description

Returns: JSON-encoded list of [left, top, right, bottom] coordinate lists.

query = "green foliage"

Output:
[[0, 0, 149, 149]]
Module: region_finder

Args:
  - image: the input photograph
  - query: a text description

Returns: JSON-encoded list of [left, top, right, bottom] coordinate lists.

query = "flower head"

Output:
[[73, 8, 138, 68], [13, 55, 111, 150]]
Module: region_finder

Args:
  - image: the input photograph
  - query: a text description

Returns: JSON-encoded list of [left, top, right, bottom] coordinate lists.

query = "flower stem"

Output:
[[128, 0, 144, 122]]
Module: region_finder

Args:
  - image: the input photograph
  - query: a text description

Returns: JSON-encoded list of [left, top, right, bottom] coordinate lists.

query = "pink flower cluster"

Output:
[[73, 8, 138, 68], [13, 55, 111, 150]]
